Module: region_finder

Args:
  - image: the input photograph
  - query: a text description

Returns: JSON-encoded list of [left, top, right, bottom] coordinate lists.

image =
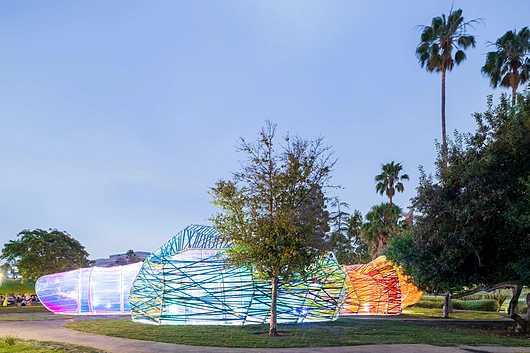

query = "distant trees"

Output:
[[328, 198, 370, 265], [482, 27, 530, 106], [387, 91, 530, 329], [375, 161, 409, 205], [210, 121, 334, 336], [1, 229, 93, 283], [416, 7, 480, 158]]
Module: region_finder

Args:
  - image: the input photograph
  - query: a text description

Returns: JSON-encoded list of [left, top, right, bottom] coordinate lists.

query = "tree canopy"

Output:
[[416, 7, 480, 158], [375, 161, 409, 205], [482, 27, 530, 106], [362, 202, 405, 259], [1, 228, 93, 283], [209, 121, 335, 336], [387, 89, 530, 328]]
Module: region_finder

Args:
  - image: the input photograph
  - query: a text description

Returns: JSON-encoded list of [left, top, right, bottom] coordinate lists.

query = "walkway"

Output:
[[0, 317, 529, 353]]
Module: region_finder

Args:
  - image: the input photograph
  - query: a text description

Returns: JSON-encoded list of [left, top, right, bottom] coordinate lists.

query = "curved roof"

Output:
[[147, 224, 227, 261]]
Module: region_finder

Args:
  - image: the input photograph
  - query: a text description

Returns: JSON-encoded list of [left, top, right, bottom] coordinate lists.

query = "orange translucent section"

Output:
[[341, 256, 422, 315]]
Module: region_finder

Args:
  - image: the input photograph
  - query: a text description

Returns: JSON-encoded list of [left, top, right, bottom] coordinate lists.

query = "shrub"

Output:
[[484, 291, 507, 308], [412, 298, 500, 311], [3, 335, 17, 346], [461, 294, 481, 301], [452, 299, 500, 312]]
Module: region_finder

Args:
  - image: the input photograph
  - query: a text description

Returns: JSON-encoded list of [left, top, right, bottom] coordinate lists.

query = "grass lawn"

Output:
[[0, 336, 107, 353], [64, 316, 530, 348], [0, 306, 50, 315], [0, 280, 35, 295]]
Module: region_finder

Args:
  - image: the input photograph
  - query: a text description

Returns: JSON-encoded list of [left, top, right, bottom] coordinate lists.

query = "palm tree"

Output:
[[481, 27, 530, 106], [375, 161, 409, 205], [416, 8, 480, 158], [362, 203, 403, 258]]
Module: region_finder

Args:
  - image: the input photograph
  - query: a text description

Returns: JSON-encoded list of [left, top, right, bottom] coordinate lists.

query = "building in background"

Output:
[[93, 251, 150, 267]]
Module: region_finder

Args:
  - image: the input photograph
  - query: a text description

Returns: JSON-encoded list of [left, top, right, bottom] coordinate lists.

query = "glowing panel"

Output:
[[36, 262, 142, 315]]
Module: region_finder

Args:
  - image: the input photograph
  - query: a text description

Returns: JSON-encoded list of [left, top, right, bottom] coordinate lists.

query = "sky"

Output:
[[1, 1, 528, 260]]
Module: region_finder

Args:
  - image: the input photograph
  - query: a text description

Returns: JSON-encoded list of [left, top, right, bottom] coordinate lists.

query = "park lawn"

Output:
[[64, 316, 530, 348], [0, 280, 35, 294], [0, 337, 106, 353], [0, 306, 50, 315]]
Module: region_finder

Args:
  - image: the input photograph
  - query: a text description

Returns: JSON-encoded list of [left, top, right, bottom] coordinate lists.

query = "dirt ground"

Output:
[[405, 319, 530, 339]]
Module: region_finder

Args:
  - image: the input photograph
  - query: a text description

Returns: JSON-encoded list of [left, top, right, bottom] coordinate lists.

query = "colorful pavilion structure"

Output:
[[36, 225, 422, 322], [129, 225, 348, 325]]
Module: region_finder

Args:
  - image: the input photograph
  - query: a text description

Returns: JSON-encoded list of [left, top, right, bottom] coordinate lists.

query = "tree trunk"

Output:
[[508, 285, 522, 317], [512, 84, 517, 107], [443, 292, 451, 319], [508, 285, 530, 333], [526, 293, 530, 322], [269, 276, 279, 336], [441, 68, 448, 161]]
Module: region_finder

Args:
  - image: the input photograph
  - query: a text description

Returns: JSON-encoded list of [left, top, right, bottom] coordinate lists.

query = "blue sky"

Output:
[[1, 1, 527, 260]]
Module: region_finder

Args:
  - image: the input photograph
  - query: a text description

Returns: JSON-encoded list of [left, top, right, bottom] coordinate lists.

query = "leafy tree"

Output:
[[1, 229, 93, 282], [387, 90, 530, 328], [482, 27, 530, 106], [375, 161, 409, 205], [416, 7, 480, 158], [362, 202, 405, 258], [209, 121, 334, 336], [126, 249, 138, 263], [329, 208, 370, 265]]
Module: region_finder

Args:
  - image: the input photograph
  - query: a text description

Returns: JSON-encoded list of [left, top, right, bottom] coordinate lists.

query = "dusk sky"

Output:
[[1, 1, 528, 260]]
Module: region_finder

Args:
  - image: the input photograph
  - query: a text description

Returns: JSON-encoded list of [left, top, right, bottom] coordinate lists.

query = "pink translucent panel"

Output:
[[36, 263, 142, 315]]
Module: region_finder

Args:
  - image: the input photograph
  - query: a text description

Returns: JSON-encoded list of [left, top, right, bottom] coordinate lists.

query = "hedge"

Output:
[[412, 298, 500, 312]]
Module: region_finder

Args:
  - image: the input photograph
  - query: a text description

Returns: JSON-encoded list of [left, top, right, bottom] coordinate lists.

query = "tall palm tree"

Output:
[[481, 27, 530, 106], [416, 8, 480, 158], [375, 161, 409, 205]]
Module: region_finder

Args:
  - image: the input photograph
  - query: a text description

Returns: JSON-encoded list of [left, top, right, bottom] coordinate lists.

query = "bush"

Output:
[[453, 299, 500, 312], [461, 294, 481, 301], [3, 335, 17, 346], [412, 298, 500, 311], [521, 306, 528, 314], [484, 291, 507, 308]]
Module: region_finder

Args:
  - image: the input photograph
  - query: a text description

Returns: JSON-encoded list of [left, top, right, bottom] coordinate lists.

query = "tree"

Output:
[[375, 161, 409, 205], [416, 7, 480, 158], [387, 91, 530, 328], [1, 228, 93, 282], [362, 202, 405, 258], [126, 249, 138, 263], [482, 27, 530, 106], [329, 208, 370, 265], [209, 121, 334, 336]]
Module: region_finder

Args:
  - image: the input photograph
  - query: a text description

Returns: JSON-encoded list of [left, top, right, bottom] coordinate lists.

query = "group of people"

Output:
[[1, 293, 39, 307]]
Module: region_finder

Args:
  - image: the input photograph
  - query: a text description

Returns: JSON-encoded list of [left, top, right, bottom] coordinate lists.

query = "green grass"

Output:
[[0, 337, 107, 352], [64, 317, 530, 348], [0, 280, 35, 294], [0, 314, 72, 322], [0, 305, 50, 315]]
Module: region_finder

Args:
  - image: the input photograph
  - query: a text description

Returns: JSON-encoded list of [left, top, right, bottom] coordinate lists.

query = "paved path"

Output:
[[1, 317, 530, 353]]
